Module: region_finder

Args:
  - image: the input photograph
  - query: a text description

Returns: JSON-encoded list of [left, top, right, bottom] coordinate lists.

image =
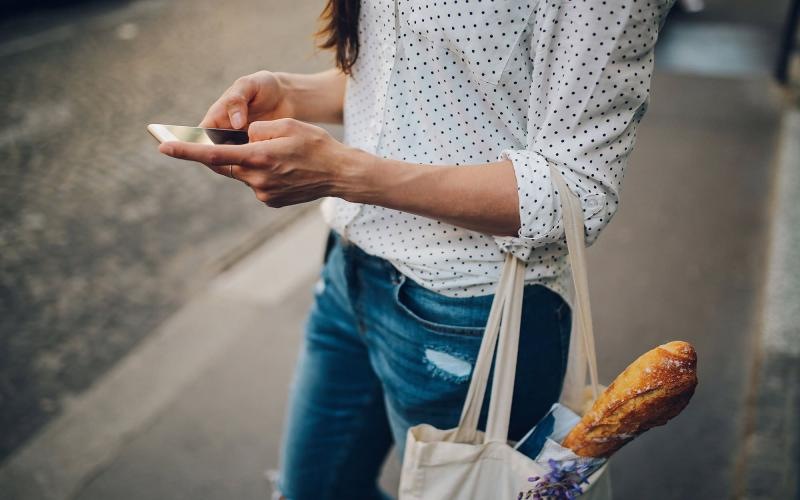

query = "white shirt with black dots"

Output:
[[322, 0, 674, 298]]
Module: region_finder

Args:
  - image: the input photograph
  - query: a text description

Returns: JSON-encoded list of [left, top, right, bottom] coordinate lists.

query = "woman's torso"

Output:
[[323, 0, 570, 298]]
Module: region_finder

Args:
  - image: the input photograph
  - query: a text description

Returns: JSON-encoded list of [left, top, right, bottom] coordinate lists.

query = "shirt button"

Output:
[[585, 195, 603, 214]]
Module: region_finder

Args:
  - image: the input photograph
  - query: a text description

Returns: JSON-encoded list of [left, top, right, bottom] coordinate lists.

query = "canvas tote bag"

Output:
[[399, 166, 612, 499]]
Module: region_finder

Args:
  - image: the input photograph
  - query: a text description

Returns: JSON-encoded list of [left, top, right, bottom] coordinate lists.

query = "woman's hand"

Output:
[[159, 119, 367, 207], [200, 69, 347, 128], [200, 71, 294, 130], [159, 117, 521, 235]]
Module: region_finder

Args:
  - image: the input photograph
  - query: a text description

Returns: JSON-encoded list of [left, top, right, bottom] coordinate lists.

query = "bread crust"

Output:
[[561, 341, 698, 458]]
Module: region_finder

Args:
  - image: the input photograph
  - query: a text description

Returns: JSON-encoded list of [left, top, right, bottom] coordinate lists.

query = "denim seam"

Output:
[[314, 382, 385, 499], [555, 301, 571, 381]]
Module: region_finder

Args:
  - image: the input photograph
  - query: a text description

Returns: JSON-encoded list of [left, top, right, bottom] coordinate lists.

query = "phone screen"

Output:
[[150, 125, 249, 145]]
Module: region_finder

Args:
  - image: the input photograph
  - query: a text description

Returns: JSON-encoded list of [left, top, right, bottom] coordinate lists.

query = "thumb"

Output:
[[225, 77, 258, 129], [226, 99, 248, 130]]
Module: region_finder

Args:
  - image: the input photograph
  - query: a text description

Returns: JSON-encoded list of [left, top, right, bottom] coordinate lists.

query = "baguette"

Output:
[[561, 341, 698, 458]]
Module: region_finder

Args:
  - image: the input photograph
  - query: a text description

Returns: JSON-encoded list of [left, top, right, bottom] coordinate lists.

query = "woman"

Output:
[[159, 0, 673, 497]]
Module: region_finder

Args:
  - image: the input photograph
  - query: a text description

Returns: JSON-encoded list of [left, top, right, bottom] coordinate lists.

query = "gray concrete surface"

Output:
[[0, 0, 333, 460], [74, 285, 319, 500]]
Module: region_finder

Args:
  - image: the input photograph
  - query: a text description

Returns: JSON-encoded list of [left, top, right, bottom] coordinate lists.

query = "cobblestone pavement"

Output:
[[0, 0, 333, 460]]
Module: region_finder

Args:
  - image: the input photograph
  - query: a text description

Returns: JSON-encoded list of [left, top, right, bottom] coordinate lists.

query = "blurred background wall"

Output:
[[0, 0, 798, 499]]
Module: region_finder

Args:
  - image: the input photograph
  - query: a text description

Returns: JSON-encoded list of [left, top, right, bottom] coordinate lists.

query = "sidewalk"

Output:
[[1, 38, 797, 500]]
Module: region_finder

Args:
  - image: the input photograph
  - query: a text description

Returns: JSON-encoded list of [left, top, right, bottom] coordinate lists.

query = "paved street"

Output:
[[0, 0, 334, 460], [1, 0, 797, 499]]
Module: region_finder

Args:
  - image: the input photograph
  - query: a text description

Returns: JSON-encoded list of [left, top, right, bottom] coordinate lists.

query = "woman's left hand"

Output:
[[158, 119, 362, 207]]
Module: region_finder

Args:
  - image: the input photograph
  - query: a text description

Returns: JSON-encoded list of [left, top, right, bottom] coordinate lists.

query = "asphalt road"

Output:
[[0, 0, 333, 460]]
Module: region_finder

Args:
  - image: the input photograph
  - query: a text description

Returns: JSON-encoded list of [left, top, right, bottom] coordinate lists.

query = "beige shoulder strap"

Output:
[[453, 165, 600, 444], [550, 166, 601, 407]]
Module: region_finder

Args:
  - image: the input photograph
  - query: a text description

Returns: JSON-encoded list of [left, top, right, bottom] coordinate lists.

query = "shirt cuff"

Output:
[[493, 149, 564, 260]]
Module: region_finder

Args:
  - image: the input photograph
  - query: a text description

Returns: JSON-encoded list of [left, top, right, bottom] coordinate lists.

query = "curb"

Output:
[[738, 110, 800, 499]]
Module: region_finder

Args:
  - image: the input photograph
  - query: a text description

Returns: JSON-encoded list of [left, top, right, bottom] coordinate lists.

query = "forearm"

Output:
[[277, 69, 346, 124], [340, 152, 521, 236]]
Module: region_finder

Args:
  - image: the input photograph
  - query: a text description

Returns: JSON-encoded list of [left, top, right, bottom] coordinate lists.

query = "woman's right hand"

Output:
[[199, 71, 295, 130]]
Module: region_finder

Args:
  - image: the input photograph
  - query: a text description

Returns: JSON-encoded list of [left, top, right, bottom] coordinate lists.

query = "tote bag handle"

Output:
[[453, 165, 600, 444]]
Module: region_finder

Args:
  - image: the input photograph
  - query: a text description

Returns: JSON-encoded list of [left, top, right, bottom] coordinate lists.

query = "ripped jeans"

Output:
[[277, 232, 571, 500]]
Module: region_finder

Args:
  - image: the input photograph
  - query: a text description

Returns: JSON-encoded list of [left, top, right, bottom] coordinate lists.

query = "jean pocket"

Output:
[[392, 274, 492, 337]]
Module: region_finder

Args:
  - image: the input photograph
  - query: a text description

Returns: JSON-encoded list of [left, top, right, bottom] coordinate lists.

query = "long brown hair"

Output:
[[317, 0, 361, 74]]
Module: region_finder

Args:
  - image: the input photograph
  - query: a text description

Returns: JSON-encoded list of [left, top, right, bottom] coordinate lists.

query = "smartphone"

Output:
[[147, 124, 249, 145]]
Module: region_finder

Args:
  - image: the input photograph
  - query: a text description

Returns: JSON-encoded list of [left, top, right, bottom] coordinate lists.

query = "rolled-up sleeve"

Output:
[[494, 0, 674, 260]]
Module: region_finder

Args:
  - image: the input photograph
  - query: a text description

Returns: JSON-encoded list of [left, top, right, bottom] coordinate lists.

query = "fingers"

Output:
[[248, 118, 306, 141], [199, 76, 258, 129], [198, 102, 229, 129], [159, 141, 253, 167]]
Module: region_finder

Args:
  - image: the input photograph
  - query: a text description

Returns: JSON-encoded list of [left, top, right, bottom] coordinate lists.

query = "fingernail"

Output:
[[160, 144, 173, 155], [231, 111, 243, 129]]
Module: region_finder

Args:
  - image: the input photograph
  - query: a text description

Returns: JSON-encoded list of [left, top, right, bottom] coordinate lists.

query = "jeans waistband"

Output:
[[328, 230, 396, 276]]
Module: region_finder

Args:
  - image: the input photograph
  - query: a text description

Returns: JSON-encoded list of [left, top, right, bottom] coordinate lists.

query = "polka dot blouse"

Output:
[[321, 0, 674, 298]]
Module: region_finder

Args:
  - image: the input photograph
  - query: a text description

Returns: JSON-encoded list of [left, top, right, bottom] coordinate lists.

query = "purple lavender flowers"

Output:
[[516, 459, 599, 500]]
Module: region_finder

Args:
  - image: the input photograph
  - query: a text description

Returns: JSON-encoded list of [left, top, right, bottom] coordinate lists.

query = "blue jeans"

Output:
[[278, 232, 571, 499]]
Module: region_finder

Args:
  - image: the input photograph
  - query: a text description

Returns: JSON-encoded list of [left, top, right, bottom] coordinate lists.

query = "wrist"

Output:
[[331, 148, 383, 203], [273, 71, 300, 118], [332, 151, 428, 211]]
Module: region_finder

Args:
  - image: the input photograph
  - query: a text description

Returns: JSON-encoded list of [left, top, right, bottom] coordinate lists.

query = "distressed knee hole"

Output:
[[264, 469, 284, 500], [424, 348, 473, 382]]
